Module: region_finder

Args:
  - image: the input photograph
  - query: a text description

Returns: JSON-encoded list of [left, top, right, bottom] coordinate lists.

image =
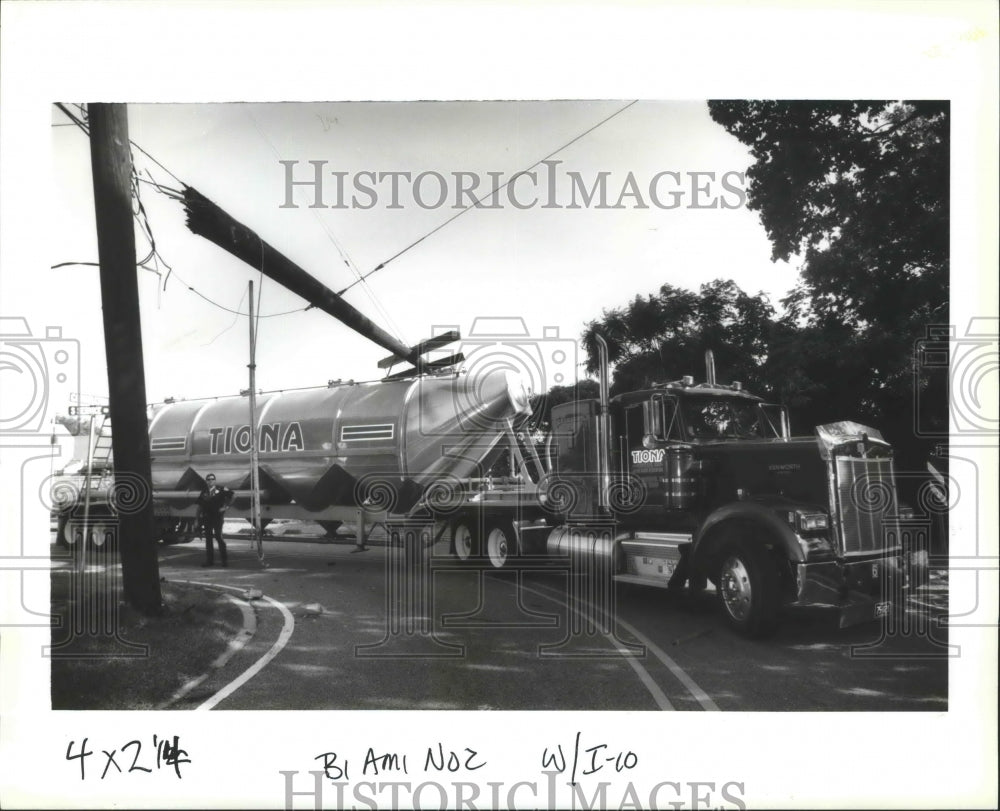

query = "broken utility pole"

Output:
[[87, 103, 162, 614]]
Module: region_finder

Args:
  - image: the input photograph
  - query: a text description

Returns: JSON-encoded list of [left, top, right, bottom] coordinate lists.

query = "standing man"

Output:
[[198, 474, 233, 567]]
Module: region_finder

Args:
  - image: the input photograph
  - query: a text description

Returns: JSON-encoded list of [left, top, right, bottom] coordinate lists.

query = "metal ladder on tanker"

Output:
[[64, 406, 115, 554], [87, 413, 114, 477]]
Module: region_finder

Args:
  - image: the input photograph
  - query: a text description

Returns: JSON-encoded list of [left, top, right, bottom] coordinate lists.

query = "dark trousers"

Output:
[[203, 514, 227, 564]]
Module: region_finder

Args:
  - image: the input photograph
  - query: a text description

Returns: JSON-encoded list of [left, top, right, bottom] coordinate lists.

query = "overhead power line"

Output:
[[246, 110, 408, 344], [52, 103, 308, 320], [338, 99, 640, 296]]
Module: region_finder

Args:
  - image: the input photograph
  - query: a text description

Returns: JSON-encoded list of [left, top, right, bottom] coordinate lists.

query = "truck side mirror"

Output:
[[647, 395, 678, 441], [759, 403, 790, 440]]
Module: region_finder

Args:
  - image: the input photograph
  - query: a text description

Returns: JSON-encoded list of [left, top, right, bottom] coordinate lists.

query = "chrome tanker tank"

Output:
[[148, 369, 531, 513]]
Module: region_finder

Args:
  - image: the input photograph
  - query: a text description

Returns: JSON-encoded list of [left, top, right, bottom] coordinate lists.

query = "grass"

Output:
[[49, 558, 244, 710]]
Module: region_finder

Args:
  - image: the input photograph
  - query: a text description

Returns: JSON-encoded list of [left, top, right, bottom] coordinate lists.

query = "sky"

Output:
[[44, 100, 798, 407]]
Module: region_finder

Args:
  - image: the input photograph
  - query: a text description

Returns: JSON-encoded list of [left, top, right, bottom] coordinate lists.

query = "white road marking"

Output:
[[522, 579, 719, 711], [157, 593, 256, 709], [516, 581, 674, 711], [614, 615, 720, 711], [174, 579, 296, 711]]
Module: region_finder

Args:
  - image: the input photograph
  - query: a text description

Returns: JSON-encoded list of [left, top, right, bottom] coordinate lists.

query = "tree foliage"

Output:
[[561, 101, 947, 470], [581, 279, 776, 396], [708, 100, 948, 332], [708, 100, 949, 462]]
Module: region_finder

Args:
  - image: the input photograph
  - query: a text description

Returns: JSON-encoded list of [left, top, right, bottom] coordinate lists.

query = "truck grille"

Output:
[[833, 456, 901, 556]]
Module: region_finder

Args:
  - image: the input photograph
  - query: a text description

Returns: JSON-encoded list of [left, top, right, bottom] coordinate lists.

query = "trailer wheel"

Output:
[[485, 521, 517, 569], [63, 519, 84, 549], [55, 513, 70, 549], [88, 522, 117, 551], [452, 519, 478, 562], [717, 538, 780, 638]]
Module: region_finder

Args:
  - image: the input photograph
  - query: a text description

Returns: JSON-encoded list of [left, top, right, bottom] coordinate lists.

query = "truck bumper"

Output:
[[789, 554, 906, 628]]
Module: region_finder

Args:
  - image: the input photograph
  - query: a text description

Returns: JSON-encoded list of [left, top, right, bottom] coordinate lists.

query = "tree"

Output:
[[708, 100, 949, 465], [708, 100, 947, 326], [581, 279, 777, 396]]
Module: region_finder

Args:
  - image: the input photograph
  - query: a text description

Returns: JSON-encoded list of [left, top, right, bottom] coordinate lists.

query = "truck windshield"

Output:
[[682, 398, 765, 440]]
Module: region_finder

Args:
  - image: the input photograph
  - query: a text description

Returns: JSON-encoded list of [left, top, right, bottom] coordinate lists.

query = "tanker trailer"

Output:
[[146, 367, 538, 548]]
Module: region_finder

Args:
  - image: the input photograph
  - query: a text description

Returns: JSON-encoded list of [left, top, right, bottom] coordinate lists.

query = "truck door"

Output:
[[623, 395, 678, 511]]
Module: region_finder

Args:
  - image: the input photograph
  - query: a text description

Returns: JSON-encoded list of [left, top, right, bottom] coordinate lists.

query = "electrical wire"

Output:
[[130, 161, 170, 281], [169, 269, 310, 318], [54, 104, 171, 280], [245, 109, 408, 345], [55, 101, 638, 338], [147, 372, 423, 407], [51, 257, 310, 319], [54, 103, 308, 320], [205, 284, 249, 345], [340, 99, 641, 295]]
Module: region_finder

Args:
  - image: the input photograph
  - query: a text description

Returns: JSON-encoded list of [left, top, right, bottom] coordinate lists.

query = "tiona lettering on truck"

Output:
[[207, 422, 306, 455]]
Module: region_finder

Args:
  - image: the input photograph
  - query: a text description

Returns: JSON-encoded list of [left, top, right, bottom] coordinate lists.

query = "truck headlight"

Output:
[[798, 513, 829, 532]]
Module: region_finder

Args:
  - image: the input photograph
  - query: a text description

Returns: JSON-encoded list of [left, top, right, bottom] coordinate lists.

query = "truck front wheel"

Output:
[[718, 539, 780, 637]]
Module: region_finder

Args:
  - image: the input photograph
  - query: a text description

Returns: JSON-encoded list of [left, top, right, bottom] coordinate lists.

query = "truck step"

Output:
[[629, 531, 692, 545], [620, 534, 690, 560], [614, 573, 674, 590]]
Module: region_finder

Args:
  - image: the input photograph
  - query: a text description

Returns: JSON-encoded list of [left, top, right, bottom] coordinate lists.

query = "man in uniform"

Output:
[[197, 474, 234, 567]]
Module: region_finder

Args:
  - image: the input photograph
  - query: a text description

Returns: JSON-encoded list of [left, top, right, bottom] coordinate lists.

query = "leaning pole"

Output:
[[88, 103, 162, 614]]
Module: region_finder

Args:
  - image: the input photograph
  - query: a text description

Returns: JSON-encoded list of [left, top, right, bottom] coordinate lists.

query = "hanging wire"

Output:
[[339, 99, 641, 295], [204, 284, 249, 345], [245, 109, 408, 344], [51, 261, 101, 269], [53, 103, 308, 321], [54, 101, 638, 334], [167, 269, 310, 318], [129, 160, 169, 281], [137, 175, 185, 200], [50, 261, 309, 319]]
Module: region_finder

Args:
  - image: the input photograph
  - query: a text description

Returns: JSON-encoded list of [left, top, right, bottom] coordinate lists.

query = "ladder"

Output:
[[88, 414, 114, 474], [70, 406, 113, 561]]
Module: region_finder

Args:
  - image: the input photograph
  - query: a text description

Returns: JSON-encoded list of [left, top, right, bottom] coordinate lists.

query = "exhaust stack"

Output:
[[705, 349, 716, 386], [595, 334, 611, 511]]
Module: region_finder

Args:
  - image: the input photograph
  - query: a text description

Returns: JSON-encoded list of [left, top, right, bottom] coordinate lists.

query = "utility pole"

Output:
[[88, 103, 162, 614], [247, 280, 263, 559]]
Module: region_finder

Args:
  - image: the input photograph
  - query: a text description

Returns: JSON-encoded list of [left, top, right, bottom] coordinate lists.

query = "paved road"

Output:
[[158, 537, 949, 712]]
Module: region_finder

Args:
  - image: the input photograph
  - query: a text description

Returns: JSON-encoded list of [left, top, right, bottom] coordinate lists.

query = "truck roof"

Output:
[[611, 383, 763, 406]]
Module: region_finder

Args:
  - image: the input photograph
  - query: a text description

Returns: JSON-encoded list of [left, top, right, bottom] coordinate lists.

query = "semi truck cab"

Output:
[[547, 345, 909, 637]]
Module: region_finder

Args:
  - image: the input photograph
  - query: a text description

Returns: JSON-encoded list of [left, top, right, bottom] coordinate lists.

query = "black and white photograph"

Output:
[[1, 2, 996, 809]]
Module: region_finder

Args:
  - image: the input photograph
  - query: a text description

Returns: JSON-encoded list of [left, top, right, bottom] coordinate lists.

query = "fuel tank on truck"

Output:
[[147, 369, 531, 513]]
